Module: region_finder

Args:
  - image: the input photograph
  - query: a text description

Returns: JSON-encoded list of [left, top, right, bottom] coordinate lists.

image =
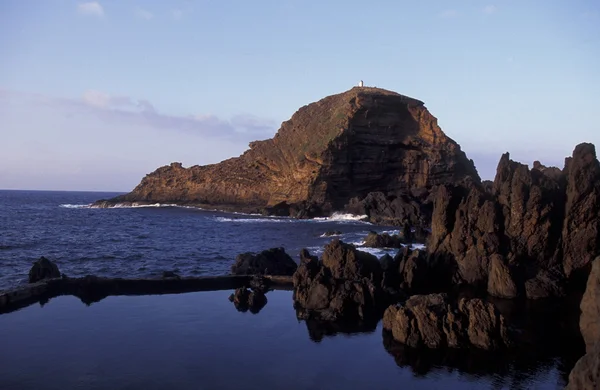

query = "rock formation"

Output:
[[231, 247, 297, 276], [426, 143, 600, 299], [383, 294, 511, 350], [580, 257, 600, 351], [293, 240, 385, 321], [565, 342, 600, 390], [93, 87, 479, 219], [28, 257, 61, 283]]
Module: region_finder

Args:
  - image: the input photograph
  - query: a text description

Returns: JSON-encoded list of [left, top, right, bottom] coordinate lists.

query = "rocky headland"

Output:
[[93, 87, 478, 225]]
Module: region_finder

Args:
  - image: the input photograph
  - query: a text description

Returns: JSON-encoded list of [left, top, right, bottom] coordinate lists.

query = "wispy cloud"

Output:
[[134, 7, 153, 20], [483, 5, 497, 15], [0, 89, 276, 140], [77, 2, 104, 17], [171, 9, 183, 20], [439, 9, 459, 19]]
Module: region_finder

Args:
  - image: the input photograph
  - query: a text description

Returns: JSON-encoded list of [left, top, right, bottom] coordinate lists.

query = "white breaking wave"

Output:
[[411, 243, 427, 251], [213, 217, 294, 223], [356, 247, 400, 258], [313, 212, 370, 223], [59, 204, 91, 209]]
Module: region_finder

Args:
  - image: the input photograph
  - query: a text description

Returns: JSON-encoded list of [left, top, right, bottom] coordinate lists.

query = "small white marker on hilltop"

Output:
[[358, 80, 364, 87]]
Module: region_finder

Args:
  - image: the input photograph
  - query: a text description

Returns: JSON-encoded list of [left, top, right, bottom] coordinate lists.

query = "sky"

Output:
[[1, 0, 599, 191]]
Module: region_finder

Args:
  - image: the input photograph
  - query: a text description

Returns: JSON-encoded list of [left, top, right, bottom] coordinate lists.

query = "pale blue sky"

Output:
[[1, 0, 599, 191]]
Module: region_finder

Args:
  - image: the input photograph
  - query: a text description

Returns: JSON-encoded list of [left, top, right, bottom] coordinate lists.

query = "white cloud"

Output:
[[439, 9, 459, 19], [171, 9, 183, 20], [134, 7, 153, 20], [77, 2, 104, 17], [0, 89, 277, 141], [483, 5, 497, 15]]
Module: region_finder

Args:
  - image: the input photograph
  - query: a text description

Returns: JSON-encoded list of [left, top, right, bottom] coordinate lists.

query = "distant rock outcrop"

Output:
[[231, 248, 297, 276], [28, 257, 60, 283], [93, 87, 479, 220], [426, 143, 600, 299]]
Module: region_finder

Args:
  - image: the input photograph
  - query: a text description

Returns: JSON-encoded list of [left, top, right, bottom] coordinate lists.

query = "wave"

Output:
[[213, 216, 294, 223], [60, 204, 91, 209], [313, 212, 370, 223]]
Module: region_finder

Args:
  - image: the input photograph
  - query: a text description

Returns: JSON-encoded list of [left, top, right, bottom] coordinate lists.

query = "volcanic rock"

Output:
[[364, 231, 405, 248], [382, 294, 510, 350], [28, 257, 60, 283], [426, 143, 600, 298], [566, 342, 600, 390], [94, 87, 479, 217], [580, 257, 600, 351], [293, 240, 384, 321], [231, 247, 297, 276]]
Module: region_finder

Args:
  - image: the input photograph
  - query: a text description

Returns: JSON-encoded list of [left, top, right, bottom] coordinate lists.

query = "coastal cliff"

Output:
[[94, 87, 479, 218]]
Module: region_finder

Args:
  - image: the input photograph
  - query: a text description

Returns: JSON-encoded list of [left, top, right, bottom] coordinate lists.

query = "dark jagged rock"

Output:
[[293, 240, 384, 322], [28, 257, 60, 283], [426, 143, 600, 299], [228, 287, 268, 314], [580, 257, 600, 351], [364, 231, 405, 248], [566, 342, 600, 390], [344, 190, 434, 227], [562, 143, 600, 279], [382, 294, 511, 351], [93, 87, 479, 218], [231, 247, 297, 276], [487, 254, 517, 299], [322, 230, 342, 237]]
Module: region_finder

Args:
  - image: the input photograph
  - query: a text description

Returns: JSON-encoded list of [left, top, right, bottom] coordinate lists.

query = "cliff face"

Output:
[[99, 87, 479, 216]]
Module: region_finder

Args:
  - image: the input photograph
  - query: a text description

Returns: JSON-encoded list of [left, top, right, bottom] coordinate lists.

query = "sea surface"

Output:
[[0, 190, 414, 290], [0, 290, 573, 390], [0, 190, 581, 389]]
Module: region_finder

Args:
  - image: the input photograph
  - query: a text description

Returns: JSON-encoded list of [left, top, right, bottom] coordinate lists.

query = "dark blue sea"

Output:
[[0, 190, 578, 389], [0, 190, 407, 290]]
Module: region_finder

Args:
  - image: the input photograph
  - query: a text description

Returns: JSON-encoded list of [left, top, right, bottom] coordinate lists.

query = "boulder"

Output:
[[293, 240, 384, 321], [28, 256, 60, 283], [382, 294, 510, 350], [580, 257, 600, 351], [231, 247, 297, 276], [322, 230, 342, 237], [364, 231, 405, 248], [565, 342, 600, 390]]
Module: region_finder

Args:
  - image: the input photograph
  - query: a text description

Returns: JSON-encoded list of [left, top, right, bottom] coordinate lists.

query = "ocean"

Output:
[[0, 190, 578, 389], [0, 190, 409, 289]]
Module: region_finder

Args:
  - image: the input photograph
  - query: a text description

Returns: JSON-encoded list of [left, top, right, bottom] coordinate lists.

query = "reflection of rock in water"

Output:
[[297, 308, 379, 343], [228, 287, 268, 314], [383, 296, 586, 387]]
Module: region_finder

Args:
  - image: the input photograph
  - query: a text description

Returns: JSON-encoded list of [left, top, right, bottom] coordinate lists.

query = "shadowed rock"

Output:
[[580, 257, 600, 352], [293, 240, 384, 322], [566, 342, 600, 390], [426, 143, 600, 299], [383, 293, 511, 350], [364, 231, 405, 248], [28, 257, 60, 283], [231, 247, 297, 276]]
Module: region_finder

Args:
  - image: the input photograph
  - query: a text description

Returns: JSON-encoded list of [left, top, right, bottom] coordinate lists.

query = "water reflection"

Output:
[[299, 314, 378, 342]]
